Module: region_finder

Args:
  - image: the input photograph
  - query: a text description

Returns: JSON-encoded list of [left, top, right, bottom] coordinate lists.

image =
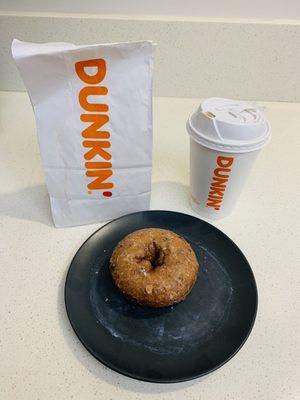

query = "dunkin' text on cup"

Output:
[[206, 156, 234, 210]]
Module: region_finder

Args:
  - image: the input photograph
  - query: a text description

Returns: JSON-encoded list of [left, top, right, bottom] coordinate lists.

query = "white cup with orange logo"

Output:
[[186, 98, 271, 219]]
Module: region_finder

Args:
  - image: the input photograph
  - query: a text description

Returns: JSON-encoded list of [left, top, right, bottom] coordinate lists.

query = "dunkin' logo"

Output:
[[75, 58, 113, 197], [206, 156, 234, 210]]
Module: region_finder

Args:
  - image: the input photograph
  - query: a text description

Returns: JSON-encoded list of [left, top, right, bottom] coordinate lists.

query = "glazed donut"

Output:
[[110, 228, 199, 307]]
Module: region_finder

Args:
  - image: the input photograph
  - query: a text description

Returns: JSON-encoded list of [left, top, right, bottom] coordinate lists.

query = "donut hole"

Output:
[[142, 241, 165, 269], [150, 242, 165, 268]]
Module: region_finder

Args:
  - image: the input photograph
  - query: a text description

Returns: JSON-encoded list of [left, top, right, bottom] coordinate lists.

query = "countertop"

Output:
[[0, 91, 299, 400]]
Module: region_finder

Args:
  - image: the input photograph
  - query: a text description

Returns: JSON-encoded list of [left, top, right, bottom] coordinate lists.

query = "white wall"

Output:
[[1, 0, 300, 20], [2, 14, 300, 101]]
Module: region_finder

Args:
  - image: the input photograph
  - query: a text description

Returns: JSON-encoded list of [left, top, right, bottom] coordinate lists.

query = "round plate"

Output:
[[65, 211, 257, 383]]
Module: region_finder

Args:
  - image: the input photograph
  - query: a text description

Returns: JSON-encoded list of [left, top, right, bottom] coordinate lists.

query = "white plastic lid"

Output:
[[187, 97, 271, 153]]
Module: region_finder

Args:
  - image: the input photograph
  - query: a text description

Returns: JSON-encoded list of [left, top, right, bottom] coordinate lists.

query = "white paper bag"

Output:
[[12, 39, 155, 227]]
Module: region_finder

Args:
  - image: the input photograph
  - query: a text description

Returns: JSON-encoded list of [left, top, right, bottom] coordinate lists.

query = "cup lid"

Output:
[[187, 97, 271, 153]]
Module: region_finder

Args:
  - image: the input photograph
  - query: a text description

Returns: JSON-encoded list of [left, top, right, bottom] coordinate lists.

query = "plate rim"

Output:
[[64, 210, 258, 383]]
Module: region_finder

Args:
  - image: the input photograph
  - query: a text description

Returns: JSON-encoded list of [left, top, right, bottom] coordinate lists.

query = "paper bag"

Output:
[[12, 39, 154, 227]]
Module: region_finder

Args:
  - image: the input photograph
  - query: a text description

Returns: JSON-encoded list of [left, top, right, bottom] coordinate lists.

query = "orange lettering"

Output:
[[209, 187, 226, 197], [207, 198, 222, 207], [206, 155, 235, 210], [208, 194, 223, 200], [79, 86, 109, 112], [217, 156, 234, 168], [81, 114, 110, 138], [86, 170, 113, 190], [83, 140, 111, 160], [211, 176, 228, 188], [76, 57, 113, 195], [214, 167, 230, 179], [75, 59, 106, 84], [85, 162, 112, 169]]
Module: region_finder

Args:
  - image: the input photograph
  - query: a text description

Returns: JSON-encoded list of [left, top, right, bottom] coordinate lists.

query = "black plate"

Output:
[[65, 211, 257, 383]]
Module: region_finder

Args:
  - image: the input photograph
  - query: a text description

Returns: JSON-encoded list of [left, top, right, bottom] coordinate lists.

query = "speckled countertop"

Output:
[[1, 91, 299, 400]]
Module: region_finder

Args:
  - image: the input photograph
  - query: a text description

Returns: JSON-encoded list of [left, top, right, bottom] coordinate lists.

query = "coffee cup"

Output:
[[186, 98, 271, 219]]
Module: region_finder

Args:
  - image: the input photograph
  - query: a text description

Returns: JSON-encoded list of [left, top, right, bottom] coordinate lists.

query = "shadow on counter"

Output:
[[0, 183, 53, 226], [0, 180, 192, 229]]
